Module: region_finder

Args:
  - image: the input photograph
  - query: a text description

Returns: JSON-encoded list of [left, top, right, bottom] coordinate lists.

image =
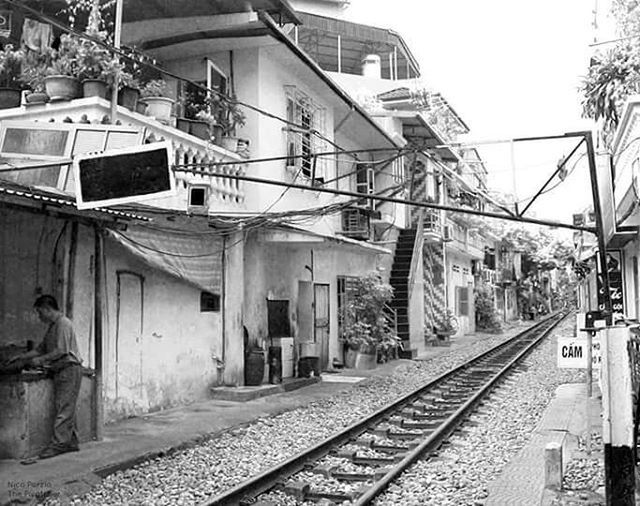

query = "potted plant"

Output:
[[176, 89, 212, 140], [338, 273, 401, 370], [434, 309, 459, 345], [44, 34, 81, 101], [75, 4, 121, 99], [20, 49, 50, 104], [118, 70, 141, 111], [140, 78, 174, 124], [77, 39, 121, 99], [0, 44, 25, 109], [212, 93, 246, 152]]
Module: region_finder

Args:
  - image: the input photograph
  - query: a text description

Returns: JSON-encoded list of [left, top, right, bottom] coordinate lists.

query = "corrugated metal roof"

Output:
[[0, 181, 151, 222]]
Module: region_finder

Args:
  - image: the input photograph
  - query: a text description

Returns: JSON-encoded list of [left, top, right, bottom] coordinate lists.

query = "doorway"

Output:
[[115, 271, 144, 404]]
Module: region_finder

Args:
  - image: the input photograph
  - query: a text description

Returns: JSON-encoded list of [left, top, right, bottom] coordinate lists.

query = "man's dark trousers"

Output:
[[51, 363, 82, 450]]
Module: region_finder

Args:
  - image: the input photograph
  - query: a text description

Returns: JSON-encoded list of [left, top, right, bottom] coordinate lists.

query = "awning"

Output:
[[107, 226, 224, 293]]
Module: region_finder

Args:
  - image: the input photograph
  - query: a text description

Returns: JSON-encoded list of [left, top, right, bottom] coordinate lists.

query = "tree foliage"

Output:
[[580, 1, 640, 145], [474, 284, 503, 333]]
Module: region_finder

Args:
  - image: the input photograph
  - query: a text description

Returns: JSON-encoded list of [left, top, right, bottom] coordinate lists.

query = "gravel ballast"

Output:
[[374, 316, 583, 506], [47, 318, 579, 505]]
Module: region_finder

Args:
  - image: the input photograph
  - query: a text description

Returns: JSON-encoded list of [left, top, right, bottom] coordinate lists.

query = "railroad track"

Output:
[[203, 311, 569, 506]]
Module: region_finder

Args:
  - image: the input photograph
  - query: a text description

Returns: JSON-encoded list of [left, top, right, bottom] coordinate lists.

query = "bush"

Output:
[[339, 273, 402, 360], [474, 284, 503, 333]]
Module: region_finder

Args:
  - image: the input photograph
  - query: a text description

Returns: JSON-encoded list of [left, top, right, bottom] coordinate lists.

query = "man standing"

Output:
[[12, 295, 83, 459]]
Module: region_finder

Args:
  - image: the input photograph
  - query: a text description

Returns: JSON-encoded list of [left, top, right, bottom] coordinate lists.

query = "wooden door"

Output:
[[314, 283, 330, 370], [115, 271, 144, 406]]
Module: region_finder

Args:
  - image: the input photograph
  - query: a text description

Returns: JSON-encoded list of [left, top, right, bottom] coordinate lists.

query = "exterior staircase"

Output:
[[389, 226, 419, 359]]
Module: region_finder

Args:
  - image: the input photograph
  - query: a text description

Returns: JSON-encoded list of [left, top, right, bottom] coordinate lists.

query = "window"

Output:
[[285, 86, 327, 181], [200, 291, 220, 312], [189, 186, 208, 207], [355, 163, 375, 208], [0, 121, 142, 192], [267, 300, 291, 337], [455, 286, 469, 316], [392, 157, 405, 184], [178, 58, 228, 121]]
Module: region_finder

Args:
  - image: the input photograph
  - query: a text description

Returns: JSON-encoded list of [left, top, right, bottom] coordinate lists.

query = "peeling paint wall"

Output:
[[243, 232, 385, 371], [102, 237, 223, 422], [1, 207, 226, 423], [0, 210, 70, 348]]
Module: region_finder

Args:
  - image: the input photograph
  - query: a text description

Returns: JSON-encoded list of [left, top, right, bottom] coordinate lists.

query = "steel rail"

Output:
[[201, 312, 568, 506], [354, 311, 569, 504]]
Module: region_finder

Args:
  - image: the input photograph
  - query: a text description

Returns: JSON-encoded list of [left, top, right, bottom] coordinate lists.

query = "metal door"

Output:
[[314, 283, 330, 370], [115, 271, 144, 404]]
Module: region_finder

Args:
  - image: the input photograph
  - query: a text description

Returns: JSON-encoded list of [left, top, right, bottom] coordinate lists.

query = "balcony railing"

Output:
[[0, 97, 246, 213]]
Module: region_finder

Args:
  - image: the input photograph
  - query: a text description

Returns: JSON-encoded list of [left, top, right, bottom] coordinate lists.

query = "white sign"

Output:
[[557, 337, 601, 369]]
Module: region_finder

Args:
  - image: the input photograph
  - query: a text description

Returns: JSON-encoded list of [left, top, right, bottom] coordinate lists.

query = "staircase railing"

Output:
[[383, 303, 398, 336], [407, 211, 424, 294]]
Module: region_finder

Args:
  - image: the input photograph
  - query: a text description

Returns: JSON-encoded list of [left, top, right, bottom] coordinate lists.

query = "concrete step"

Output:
[[210, 377, 321, 402]]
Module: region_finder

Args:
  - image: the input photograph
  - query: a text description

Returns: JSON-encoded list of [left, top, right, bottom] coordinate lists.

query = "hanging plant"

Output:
[[580, 43, 640, 146]]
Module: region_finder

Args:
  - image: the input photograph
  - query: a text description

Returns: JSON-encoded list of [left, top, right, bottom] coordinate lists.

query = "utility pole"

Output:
[[585, 131, 635, 505], [110, 0, 123, 124]]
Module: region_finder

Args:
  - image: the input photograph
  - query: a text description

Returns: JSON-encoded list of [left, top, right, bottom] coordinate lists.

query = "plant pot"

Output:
[[176, 118, 210, 140], [118, 85, 140, 111], [0, 88, 22, 109], [212, 125, 224, 143], [141, 96, 174, 124], [220, 135, 239, 152], [44, 75, 81, 101], [24, 92, 48, 105], [190, 120, 211, 140], [82, 79, 109, 99], [135, 101, 148, 115], [354, 350, 377, 370], [344, 347, 358, 369]]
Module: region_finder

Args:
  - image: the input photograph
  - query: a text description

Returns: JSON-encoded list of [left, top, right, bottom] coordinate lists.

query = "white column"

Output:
[[223, 230, 245, 385], [601, 326, 635, 504]]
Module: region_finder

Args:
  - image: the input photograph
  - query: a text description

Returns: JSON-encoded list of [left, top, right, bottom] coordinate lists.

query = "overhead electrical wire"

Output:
[[3, 0, 547, 233], [172, 164, 592, 232]]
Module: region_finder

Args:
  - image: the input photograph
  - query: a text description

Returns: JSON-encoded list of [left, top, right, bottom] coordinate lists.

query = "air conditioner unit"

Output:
[[442, 225, 453, 242], [341, 208, 370, 239]]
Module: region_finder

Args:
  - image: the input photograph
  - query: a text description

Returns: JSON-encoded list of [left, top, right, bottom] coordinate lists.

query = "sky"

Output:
[[341, 0, 618, 226]]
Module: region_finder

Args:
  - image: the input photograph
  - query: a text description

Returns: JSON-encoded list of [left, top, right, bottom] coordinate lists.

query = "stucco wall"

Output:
[[243, 231, 386, 370], [0, 209, 94, 359], [446, 250, 475, 336], [102, 237, 223, 421]]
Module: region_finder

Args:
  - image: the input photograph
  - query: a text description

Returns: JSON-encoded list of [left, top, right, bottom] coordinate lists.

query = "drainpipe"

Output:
[[93, 225, 104, 440], [219, 234, 227, 385]]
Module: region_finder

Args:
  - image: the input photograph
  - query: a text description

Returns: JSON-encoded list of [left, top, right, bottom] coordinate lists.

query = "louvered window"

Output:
[[285, 86, 327, 183]]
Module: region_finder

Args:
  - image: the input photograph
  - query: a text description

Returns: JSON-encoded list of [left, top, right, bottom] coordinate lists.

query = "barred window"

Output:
[[285, 86, 327, 182]]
